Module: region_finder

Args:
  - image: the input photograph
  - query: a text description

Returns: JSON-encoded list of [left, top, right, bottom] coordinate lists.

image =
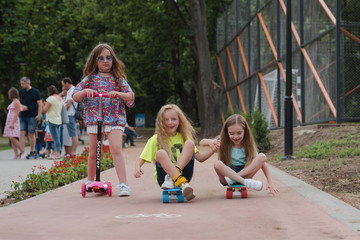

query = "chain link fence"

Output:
[[216, 0, 360, 128]]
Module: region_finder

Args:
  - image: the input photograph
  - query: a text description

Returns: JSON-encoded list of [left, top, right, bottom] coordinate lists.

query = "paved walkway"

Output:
[[0, 138, 359, 239]]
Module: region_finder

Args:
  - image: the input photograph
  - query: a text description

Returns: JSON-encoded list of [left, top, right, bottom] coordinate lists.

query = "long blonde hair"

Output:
[[82, 43, 127, 89], [219, 114, 257, 166], [155, 104, 196, 159]]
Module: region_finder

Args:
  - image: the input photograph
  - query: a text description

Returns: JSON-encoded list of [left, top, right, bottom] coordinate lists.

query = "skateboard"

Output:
[[162, 187, 184, 203], [226, 184, 247, 199]]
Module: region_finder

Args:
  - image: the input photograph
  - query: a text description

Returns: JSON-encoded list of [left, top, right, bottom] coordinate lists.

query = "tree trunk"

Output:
[[189, 0, 223, 137]]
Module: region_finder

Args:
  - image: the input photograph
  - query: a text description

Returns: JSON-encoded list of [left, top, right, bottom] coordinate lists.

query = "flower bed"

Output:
[[8, 147, 114, 202]]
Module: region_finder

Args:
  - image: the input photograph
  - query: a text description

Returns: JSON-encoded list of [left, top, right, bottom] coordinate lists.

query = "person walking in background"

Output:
[[3, 88, 26, 159], [60, 85, 72, 157], [42, 85, 62, 160], [73, 43, 135, 196], [200, 114, 279, 195], [61, 77, 78, 157], [19, 76, 42, 159]]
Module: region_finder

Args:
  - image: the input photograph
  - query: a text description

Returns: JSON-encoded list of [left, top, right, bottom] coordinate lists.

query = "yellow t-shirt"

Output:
[[46, 95, 62, 125], [140, 132, 198, 183]]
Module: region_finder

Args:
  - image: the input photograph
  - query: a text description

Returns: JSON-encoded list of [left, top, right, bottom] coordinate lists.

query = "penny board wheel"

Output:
[[176, 191, 184, 203], [241, 187, 247, 198], [226, 187, 233, 199], [81, 183, 86, 198], [162, 191, 169, 203], [107, 182, 112, 197]]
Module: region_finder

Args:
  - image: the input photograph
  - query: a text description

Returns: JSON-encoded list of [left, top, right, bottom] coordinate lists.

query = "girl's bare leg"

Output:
[[156, 140, 195, 178], [108, 129, 127, 183], [156, 150, 179, 178], [87, 133, 99, 181], [214, 160, 245, 184], [175, 140, 195, 170], [238, 153, 266, 178], [10, 137, 19, 158]]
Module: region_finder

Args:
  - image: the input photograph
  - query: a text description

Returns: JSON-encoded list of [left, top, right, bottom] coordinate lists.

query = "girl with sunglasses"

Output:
[[73, 43, 135, 196]]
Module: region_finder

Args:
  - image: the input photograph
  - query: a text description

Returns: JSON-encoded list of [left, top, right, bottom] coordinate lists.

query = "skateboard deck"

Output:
[[226, 184, 247, 199], [162, 187, 184, 203]]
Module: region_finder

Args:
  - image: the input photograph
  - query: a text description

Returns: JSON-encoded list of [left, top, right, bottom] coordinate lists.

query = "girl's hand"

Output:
[[9, 123, 14, 129], [84, 89, 97, 100], [266, 182, 279, 196], [21, 105, 28, 111], [134, 167, 144, 178], [108, 91, 119, 99], [209, 138, 221, 152]]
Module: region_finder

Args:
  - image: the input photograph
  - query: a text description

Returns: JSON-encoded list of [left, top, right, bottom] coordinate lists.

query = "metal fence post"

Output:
[[336, 0, 342, 123], [283, 0, 294, 159]]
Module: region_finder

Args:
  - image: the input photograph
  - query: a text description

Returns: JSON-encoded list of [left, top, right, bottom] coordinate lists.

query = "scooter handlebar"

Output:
[[84, 92, 109, 98]]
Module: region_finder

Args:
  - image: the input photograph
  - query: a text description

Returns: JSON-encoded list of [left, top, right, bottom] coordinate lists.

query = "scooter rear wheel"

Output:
[[107, 182, 112, 197], [81, 183, 86, 198]]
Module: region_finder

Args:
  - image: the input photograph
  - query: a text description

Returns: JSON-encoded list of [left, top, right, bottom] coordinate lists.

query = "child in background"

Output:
[[73, 43, 135, 196], [134, 104, 216, 201], [3, 88, 26, 159], [43, 124, 54, 158], [200, 114, 279, 195]]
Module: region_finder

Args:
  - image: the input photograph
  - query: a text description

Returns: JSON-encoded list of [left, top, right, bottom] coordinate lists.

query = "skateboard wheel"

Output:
[[162, 191, 169, 203], [176, 191, 184, 203], [81, 183, 86, 198], [107, 182, 112, 197], [226, 189, 233, 199], [241, 188, 247, 198]]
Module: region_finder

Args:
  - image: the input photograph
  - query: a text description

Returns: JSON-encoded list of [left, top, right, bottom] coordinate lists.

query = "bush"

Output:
[[9, 147, 114, 200]]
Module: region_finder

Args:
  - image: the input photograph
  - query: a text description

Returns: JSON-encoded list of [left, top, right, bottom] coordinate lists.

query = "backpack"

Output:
[[72, 101, 84, 121]]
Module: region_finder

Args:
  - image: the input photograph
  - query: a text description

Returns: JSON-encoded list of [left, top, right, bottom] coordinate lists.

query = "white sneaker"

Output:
[[20, 152, 27, 159], [161, 174, 175, 189], [181, 182, 195, 201], [119, 183, 131, 197], [244, 179, 263, 191], [224, 176, 239, 185]]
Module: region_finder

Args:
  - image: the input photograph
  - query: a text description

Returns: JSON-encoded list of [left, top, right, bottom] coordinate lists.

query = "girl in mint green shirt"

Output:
[[200, 114, 279, 195]]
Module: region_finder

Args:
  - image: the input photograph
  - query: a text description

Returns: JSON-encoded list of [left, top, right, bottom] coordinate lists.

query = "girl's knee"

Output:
[[214, 160, 224, 171], [257, 153, 267, 164], [184, 140, 195, 149], [156, 149, 168, 162]]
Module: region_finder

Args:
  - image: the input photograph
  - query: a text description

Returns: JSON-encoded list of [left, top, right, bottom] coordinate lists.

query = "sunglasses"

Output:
[[98, 55, 113, 62]]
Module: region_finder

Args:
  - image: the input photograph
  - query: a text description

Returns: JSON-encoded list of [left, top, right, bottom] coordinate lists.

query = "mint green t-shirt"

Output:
[[231, 147, 258, 166]]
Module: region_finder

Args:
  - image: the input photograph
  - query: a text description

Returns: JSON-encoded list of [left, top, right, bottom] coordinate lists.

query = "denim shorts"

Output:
[[156, 155, 195, 187], [220, 165, 245, 186], [20, 117, 37, 133], [65, 115, 77, 137]]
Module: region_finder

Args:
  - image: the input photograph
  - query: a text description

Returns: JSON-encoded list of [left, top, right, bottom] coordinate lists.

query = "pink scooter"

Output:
[[81, 93, 112, 197]]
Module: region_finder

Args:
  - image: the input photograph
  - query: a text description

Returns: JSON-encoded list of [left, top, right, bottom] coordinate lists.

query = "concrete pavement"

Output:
[[0, 140, 359, 239], [0, 137, 88, 200]]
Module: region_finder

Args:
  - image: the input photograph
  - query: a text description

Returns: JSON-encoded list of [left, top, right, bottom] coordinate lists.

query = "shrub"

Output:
[[9, 147, 114, 200]]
